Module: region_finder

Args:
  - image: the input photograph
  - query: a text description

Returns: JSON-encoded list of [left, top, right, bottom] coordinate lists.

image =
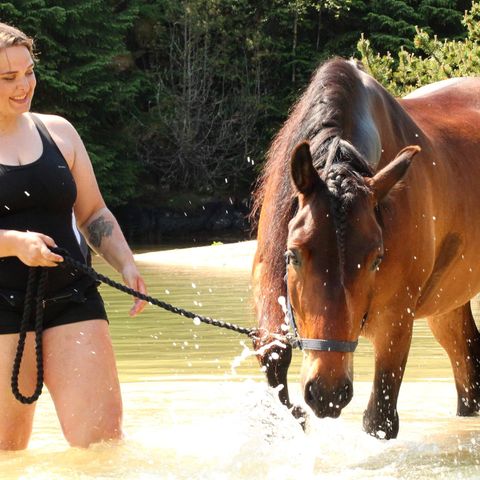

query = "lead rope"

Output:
[[50, 248, 257, 337], [11, 248, 266, 403], [11, 267, 48, 404]]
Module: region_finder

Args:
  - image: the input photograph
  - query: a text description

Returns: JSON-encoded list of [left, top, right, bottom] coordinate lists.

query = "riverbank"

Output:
[[134, 240, 257, 271], [113, 198, 251, 245]]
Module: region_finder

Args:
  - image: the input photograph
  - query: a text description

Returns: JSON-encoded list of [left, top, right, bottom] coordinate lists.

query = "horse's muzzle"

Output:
[[304, 378, 353, 418]]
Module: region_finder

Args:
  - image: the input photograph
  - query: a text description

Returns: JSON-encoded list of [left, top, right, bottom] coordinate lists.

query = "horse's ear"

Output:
[[369, 145, 421, 201], [290, 142, 321, 196]]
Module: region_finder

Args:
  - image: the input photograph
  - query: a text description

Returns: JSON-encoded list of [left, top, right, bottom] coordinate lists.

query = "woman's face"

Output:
[[0, 45, 36, 118]]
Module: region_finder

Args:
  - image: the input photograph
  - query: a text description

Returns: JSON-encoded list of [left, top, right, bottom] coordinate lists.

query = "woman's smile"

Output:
[[10, 93, 29, 104]]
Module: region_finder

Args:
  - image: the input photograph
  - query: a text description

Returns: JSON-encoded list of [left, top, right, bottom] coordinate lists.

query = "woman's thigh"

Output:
[[0, 332, 37, 450], [43, 319, 123, 447]]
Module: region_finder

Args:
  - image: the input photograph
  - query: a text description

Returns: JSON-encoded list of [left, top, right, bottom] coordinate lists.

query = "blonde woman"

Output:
[[0, 22, 147, 449]]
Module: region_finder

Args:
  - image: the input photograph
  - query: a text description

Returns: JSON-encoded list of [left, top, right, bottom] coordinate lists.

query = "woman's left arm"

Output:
[[63, 119, 147, 317]]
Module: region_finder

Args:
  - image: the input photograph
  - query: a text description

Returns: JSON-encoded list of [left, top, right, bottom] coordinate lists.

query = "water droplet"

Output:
[[193, 317, 201, 326]]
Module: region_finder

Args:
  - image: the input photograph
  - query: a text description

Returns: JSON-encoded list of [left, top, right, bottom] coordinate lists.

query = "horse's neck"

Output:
[[347, 74, 422, 172]]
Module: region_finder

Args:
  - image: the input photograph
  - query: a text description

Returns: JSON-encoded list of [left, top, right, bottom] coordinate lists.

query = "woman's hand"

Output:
[[121, 263, 147, 317], [14, 231, 64, 267]]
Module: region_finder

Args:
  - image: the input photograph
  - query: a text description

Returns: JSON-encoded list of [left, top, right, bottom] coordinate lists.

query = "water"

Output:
[[2, 246, 480, 479]]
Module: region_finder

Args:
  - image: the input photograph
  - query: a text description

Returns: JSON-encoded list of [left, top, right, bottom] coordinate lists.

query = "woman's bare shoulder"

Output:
[[32, 113, 77, 136]]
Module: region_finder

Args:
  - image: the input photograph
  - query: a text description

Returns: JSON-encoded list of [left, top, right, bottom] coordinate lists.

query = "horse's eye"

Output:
[[371, 255, 383, 271], [285, 249, 300, 266]]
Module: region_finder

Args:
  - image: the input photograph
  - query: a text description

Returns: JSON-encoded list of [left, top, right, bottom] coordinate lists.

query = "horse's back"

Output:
[[403, 77, 471, 99], [401, 77, 480, 112]]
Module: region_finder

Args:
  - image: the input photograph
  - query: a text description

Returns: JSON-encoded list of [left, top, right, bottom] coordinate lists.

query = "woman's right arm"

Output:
[[0, 230, 63, 267]]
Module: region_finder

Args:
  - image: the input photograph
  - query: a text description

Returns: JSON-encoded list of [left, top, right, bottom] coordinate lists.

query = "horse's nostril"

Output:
[[341, 381, 353, 405], [305, 381, 315, 404]]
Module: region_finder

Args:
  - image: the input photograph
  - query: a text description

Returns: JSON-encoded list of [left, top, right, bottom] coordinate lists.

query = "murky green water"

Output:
[[2, 249, 480, 479]]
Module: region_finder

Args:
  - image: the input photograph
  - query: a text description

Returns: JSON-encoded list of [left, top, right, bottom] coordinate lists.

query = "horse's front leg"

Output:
[[363, 314, 413, 439], [427, 302, 480, 416], [252, 332, 294, 409], [252, 264, 305, 421]]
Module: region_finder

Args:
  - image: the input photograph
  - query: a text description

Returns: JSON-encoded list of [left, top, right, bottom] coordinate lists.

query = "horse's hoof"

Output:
[[362, 410, 398, 439], [291, 404, 308, 430], [457, 395, 480, 416]]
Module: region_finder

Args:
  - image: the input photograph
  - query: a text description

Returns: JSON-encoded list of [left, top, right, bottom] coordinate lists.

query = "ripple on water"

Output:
[[2, 380, 480, 479]]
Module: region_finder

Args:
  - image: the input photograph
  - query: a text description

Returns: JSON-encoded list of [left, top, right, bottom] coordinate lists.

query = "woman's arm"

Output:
[[79, 207, 147, 317], [46, 115, 147, 316]]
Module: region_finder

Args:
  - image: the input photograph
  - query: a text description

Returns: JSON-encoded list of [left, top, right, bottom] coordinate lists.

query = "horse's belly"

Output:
[[415, 267, 480, 318]]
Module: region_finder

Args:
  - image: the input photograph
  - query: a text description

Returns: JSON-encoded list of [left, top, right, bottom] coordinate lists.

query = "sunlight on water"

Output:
[[2, 252, 480, 479]]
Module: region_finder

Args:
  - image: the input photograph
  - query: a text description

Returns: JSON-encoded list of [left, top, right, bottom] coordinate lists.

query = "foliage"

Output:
[[321, 0, 469, 58], [358, 1, 480, 96], [0, 0, 475, 209], [0, 0, 145, 205]]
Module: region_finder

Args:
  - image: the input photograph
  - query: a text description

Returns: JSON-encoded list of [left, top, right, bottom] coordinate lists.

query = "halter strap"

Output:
[[284, 259, 358, 352]]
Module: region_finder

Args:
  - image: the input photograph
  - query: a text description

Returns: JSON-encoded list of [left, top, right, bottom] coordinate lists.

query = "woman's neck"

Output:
[[0, 113, 25, 136]]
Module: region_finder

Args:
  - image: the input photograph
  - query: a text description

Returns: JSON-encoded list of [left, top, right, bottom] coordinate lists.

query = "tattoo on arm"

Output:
[[87, 215, 114, 248]]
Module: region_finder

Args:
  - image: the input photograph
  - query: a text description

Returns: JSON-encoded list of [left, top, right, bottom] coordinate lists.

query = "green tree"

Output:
[[358, 1, 480, 96], [130, 0, 354, 202], [321, 0, 469, 57], [0, 0, 145, 205]]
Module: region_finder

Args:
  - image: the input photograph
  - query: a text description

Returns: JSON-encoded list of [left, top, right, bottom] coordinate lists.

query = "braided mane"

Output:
[[318, 137, 374, 271]]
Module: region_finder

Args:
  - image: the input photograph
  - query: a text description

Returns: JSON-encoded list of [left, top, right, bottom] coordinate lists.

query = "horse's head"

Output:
[[286, 141, 420, 418]]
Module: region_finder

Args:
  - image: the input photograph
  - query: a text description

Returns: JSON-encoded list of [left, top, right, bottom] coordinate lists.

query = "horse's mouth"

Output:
[[305, 379, 353, 419], [317, 407, 342, 419]]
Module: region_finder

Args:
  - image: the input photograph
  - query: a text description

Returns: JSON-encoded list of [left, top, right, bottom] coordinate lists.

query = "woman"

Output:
[[0, 22, 147, 449]]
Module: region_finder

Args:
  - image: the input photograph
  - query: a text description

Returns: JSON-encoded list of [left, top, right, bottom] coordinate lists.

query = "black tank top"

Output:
[[0, 114, 89, 294]]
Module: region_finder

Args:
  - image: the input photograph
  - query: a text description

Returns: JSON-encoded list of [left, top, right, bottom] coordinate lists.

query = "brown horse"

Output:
[[252, 58, 480, 439]]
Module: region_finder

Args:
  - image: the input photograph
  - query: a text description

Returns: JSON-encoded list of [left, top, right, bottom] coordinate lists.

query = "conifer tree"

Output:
[[0, 0, 144, 205], [358, 1, 480, 96], [321, 0, 469, 57]]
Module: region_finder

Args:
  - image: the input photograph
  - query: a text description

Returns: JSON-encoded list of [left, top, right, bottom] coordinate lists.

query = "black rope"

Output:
[[12, 247, 266, 403], [11, 267, 48, 404], [50, 248, 258, 337]]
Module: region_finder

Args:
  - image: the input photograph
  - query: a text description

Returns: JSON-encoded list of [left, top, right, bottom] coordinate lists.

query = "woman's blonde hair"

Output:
[[0, 22, 34, 57]]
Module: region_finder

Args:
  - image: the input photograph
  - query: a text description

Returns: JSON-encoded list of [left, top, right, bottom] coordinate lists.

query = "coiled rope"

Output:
[[11, 247, 263, 404], [11, 267, 48, 404]]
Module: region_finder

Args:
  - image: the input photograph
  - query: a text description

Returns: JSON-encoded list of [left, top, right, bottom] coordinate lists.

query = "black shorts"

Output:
[[0, 278, 108, 335]]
